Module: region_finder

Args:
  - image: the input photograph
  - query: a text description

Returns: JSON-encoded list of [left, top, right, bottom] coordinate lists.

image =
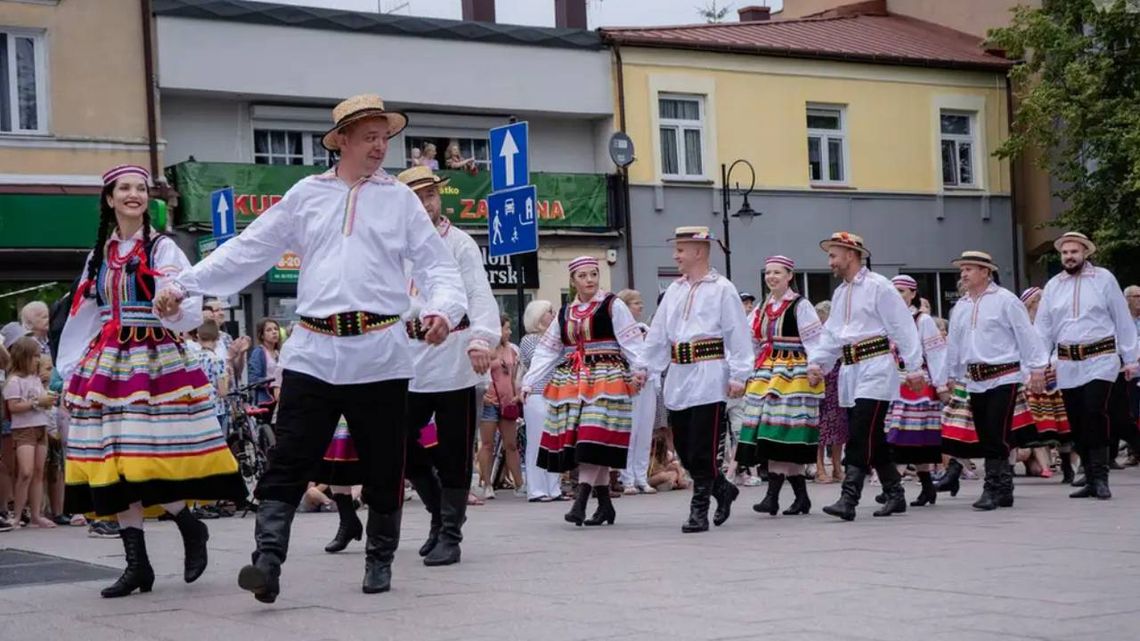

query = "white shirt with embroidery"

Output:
[[641, 270, 753, 411], [174, 169, 467, 385], [1035, 262, 1139, 389], [912, 310, 950, 389], [944, 283, 1048, 393], [809, 267, 922, 407], [405, 218, 501, 393]]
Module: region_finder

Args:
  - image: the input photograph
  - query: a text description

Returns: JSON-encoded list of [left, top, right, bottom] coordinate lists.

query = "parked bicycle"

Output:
[[223, 377, 277, 504]]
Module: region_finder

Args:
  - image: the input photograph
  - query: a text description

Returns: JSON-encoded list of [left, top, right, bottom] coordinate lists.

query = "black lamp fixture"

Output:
[[720, 159, 762, 280]]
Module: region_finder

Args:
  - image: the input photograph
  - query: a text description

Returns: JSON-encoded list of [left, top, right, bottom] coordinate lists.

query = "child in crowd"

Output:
[[649, 430, 690, 492], [3, 337, 56, 528]]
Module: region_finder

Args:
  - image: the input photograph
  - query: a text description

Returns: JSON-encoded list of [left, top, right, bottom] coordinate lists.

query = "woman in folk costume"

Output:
[[57, 165, 246, 598], [881, 275, 948, 508], [734, 256, 825, 516], [316, 416, 364, 553], [1019, 286, 1073, 480], [522, 256, 646, 526]]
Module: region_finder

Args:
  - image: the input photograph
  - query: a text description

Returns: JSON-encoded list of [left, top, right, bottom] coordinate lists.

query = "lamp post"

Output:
[[720, 160, 760, 281]]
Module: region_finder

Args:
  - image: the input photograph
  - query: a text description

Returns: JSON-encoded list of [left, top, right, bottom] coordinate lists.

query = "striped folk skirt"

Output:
[[314, 418, 363, 486], [537, 358, 634, 473], [735, 349, 824, 466], [1024, 368, 1071, 445], [64, 326, 246, 516], [940, 381, 1036, 459], [886, 381, 943, 464]]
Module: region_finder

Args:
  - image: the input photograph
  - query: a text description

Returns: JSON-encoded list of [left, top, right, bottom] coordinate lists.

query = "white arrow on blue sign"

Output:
[[489, 122, 529, 192], [210, 187, 236, 245], [487, 184, 538, 258]]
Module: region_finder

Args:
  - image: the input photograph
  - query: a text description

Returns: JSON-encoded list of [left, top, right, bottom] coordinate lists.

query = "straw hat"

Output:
[[952, 250, 999, 272], [819, 231, 871, 257], [667, 226, 715, 243], [321, 94, 408, 152], [397, 165, 449, 193], [1053, 231, 1096, 256]]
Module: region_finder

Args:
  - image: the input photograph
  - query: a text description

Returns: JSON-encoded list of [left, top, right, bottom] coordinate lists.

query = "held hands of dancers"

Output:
[[1028, 369, 1047, 395], [630, 370, 646, 394], [152, 285, 186, 319], [904, 371, 926, 393], [467, 345, 492, 375], [727, 379, 745, 399], [1125, 363, 1139, 381], [420, 315, 450, 345], [937, 386, 951, 405], [806, 364, 824, 386]]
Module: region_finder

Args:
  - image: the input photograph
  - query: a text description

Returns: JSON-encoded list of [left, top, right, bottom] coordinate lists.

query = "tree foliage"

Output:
[[697, 1, 732, 23], [988, 0, 1140, 275]]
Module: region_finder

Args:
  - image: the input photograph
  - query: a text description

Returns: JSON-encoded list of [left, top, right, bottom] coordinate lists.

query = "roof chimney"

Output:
[[554, 0, 588, 29], [738, 5, 771, 22], [462, 0, 496, 23]]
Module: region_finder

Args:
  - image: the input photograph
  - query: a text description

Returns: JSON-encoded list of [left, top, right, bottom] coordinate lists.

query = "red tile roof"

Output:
[[600, 12, 1011, 72]]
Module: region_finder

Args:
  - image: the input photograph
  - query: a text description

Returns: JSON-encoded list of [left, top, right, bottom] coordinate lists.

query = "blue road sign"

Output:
[[487, 184, 538, 258], [489, 122, 529, 192], [210, 187, 236, 244]]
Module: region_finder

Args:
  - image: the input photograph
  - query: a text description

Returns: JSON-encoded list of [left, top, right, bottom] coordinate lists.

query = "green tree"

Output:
[[988, 0, 1140, 279]]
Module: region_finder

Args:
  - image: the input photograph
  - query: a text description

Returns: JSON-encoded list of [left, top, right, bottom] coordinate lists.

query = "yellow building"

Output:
[[603, 4, 1017, 315]]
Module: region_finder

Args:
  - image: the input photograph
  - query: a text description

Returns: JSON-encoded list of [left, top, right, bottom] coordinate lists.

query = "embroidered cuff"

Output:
[[467, 339, 491, 353], [418, 311, 450, 330]]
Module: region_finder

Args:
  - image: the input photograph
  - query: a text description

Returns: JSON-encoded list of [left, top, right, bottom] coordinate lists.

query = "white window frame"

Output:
[[251, 127, 332, 167], [806, 105, 848, 186], [0, 28, 49, 135], [658, 93, 707, 181], [403, 133, 490, 171], [939, 110, 979, 189]]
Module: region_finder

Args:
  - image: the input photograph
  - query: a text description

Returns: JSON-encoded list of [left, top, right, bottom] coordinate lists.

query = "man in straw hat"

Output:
[[155, 94, 468, 600], [942, 250, 1048, 510], [805, 232, 924, 521], [640, 226, 753, 533], [1034, 232, 1139, 500]]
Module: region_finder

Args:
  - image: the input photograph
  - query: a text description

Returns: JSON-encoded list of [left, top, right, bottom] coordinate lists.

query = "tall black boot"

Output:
[[1059, 450, 1075, 484], [564, 483, 591, 526], [238, 499, 296, 604], [972, 459, 1002, 511], [362, 508, 401, 594], [753, 473, 784, 516], [324, 493, 363, 554], [934, 459, 962, 496], [712, 473, 740, 526], [584, 486, 616, 526], [101, 527, 155, 598], [682, 479, 712, 533], [172, 507, 210, 583], [996, 460, 1014, 508], [910, 471, 936, 507], [1089, 447, 1112, 500], [822, 466, 865, 521], [409, 475, 442, 557], [424, 488, 467, 566], [873, 464, 906, 517], [782, 475, 811, 515]]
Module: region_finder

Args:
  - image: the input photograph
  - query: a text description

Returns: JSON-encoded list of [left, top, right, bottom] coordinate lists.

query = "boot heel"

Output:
[[141, 582, 154, 593]]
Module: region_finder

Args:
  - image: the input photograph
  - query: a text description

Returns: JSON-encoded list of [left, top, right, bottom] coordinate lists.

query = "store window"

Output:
[[909, 271, 962, 318]]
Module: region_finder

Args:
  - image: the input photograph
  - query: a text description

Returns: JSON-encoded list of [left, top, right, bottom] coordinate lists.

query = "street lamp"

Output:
[[720, 160, 761, 280]]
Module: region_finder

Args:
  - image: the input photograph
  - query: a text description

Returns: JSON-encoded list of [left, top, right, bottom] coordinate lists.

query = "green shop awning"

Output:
[[0, 194, 169, 249]]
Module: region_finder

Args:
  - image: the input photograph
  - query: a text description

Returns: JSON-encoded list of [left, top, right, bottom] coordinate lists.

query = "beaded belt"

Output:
[[966, 361, 1021, 382], [1057, 337, 1116, 362], [671, 338, 725, 365], [841, 336, 890, 366], [406, 315, 470, 340], [300, 312, 400, 337]]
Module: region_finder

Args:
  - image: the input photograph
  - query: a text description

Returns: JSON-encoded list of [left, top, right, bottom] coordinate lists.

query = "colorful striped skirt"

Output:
[[1025, 368, 1071, 445], [314, 417, 363, 486], [64, 326, 246, 516], [886, 382, 943, 464], [735, 348, 824, 466], [537, 356, 634, 473], [940, 382, 1035, 459]]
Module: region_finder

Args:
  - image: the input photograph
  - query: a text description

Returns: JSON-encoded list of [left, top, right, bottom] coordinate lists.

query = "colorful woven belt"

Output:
[[406, 315, 470, 340], [1057, 337, 1116, 362], [300, 312, 400, 337], [841, 335, 890, 366], [670, 338, 725, 365], [966, 361, 1021, 382]]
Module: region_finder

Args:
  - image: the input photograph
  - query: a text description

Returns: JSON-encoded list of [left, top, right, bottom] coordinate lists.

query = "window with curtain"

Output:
[[940, 111, 977, 187], [806, 106, 846, 184], [0, 30, 46, 134], [658, 94, 705, 178]]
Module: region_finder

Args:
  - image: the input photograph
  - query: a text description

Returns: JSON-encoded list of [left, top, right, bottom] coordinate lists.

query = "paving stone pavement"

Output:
[[2, 470, 1139, 641]]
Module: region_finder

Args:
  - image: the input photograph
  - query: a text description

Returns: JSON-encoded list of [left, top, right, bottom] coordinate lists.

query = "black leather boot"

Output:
[[712, 473, 740, 526], [873, 464, 906, 517], [823, 466, 865, 521], [753, 473, 784, 515], [682, 480, 712, 533], [910, 471, 936, 507], [409, 475, 442, 557], [101, 527, 156, 598], [1089, 447, 1112, 500], [238, 499, 295, 604], [172, 507, 210, 583], [972, 459, 1002, 511], [564, 483, 591, 526], [782, 475, 811, 515], [996, 461, 1014, 508], [584, 486, 616, 526], [324, 493, 364, 554], [934, 459, 962, 496], [1059, 450, 1075, 484], [362, 508, 401, 594], [424, 488, 467, 566]]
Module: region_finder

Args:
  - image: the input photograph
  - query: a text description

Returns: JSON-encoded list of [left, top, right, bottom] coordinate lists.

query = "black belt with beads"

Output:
[[841, 335, 891, 366], [1057, 337, 1116, 362], [406, 315, 470, 340], [966, 361, 1021, 382], [300, 312, 400, 337], [670, 338, 726, 365]]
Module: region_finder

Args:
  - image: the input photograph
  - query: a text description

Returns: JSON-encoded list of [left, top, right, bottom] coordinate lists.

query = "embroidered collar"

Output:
[[846, 267, 869, 285], [315, 166, 396, 186], [678, 268, 720, 285], [573, 291, 607, 308], [765, 289, 797, 309], [965, 282, 998, 303]]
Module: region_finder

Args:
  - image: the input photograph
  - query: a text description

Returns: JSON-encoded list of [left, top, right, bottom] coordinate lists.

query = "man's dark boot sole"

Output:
[[822, 505, 855, 521], [238, 564, 278, 604]]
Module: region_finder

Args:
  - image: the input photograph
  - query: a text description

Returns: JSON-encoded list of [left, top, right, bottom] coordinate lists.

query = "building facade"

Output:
[[604, 6, 1015, 318]]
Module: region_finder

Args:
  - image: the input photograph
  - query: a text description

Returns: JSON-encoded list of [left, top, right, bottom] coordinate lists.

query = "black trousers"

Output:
[[1109, 373, 1140, 456], [256, 370, 408, 514], [668, 402, 726, 483], [843, 399, 891, 471], [1062, 379, 1114, 451], [967, 383, 1020, 460], [405, 387, 477, 490]]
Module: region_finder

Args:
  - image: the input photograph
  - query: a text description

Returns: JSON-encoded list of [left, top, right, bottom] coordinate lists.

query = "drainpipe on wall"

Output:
[[1004, 73, 1021, 292], [614, 43, 635, 289], [140, 0, 162, 194]]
